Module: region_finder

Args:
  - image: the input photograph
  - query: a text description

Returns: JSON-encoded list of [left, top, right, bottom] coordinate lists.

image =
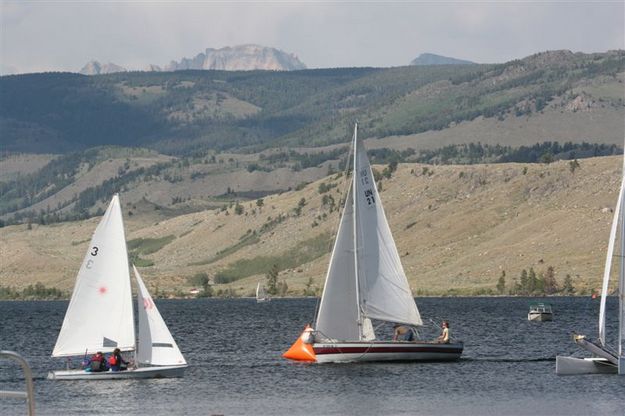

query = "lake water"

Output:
[[1, 297, 624, 415]]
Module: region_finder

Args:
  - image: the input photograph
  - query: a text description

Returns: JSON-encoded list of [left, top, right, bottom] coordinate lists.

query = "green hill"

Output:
[[2, 50, 623, 155]]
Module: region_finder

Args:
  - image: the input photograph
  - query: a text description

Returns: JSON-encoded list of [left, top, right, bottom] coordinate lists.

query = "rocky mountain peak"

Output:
[[79, 60, 127, 75], [165, 44, 306, 71]]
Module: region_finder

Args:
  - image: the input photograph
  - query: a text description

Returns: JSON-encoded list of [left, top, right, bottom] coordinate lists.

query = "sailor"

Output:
[[108, 348, 129, 371], [88, 351, 107, 372], [393, 324, 415, 341], [436, 321, 450, 344]]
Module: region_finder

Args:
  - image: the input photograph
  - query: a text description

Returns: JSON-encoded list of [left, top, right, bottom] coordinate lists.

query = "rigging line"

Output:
[[312, 126, 356, 327]]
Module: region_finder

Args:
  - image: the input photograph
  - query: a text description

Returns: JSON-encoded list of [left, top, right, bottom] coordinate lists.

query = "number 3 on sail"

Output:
[[283, 123, 464, 364]]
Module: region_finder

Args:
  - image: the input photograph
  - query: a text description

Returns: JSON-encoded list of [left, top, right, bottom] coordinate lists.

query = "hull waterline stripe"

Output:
[[314, 345, 463, 355]]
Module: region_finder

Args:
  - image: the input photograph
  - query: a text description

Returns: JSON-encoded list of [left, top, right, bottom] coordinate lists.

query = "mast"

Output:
[[352, 122, 363, 340], [617, 155, 625, 375]]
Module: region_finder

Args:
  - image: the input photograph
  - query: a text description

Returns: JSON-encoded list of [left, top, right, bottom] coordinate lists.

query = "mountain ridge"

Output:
[[410, 53, 475, 66], [78, 44, 306, 75]]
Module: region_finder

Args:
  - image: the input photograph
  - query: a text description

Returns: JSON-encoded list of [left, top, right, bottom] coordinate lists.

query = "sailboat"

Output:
[[283, 123, 463, 363], [556, 155, 625, 375], [256, 282, 271, 303], [48, 194, 188, 380]]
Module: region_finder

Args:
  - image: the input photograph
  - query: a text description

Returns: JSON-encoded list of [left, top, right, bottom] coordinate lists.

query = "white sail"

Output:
[[52, 195, 135, 357], [599, 161, 625, 345], [134, 266, 186, 366], [256, 282, 261, 299], [353, 129, 422, 327], [315, 185, 360, 341], [315, 123, 422, 342]]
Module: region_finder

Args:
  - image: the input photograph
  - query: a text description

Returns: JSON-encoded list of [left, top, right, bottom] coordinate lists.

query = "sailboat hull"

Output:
[[313, 341, 463, 363], [47, 365, 187, 380], [555, 356, 616, 375]]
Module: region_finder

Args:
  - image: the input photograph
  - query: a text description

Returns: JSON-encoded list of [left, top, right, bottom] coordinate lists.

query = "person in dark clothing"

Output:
[[109, 348, 129, 371], [393, 324, 416, 341]]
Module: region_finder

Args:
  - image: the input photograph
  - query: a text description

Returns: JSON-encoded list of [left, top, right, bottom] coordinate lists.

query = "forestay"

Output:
[[134, 266, 186, 366], [52, 195, 135, 357], [353, 130, 422, 327]]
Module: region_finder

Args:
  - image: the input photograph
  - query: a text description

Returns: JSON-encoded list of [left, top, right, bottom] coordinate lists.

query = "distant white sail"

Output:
[[353, 131, 422, 327], [315, 185, 360, 341], [52, 195, 135, 357], [134, 266, 186, 366]]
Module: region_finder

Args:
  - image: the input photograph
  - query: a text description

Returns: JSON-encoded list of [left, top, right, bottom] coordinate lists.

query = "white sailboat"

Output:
[[48, 194, 187, 380], [556, 153, 625, 375], [256, 282, 271, 303], [283, 123, 463, 363]]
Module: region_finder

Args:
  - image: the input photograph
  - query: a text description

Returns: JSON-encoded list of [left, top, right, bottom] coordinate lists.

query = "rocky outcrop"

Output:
[[410, 53, 475, 66], [164, 44, 306, 71], [80, 45, 306, 74], [79, 61, 127, 75]]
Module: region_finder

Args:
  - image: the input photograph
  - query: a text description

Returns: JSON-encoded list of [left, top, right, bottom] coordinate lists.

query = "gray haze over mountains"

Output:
[[80, 44, 306, 75], [2, 2, 622, 74]]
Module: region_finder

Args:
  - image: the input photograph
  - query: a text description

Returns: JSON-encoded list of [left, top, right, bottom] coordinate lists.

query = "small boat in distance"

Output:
[[528, 303, 553, 321], [48, 194, 188, 380], [256, 282, 271, 303], [283, 123, 463, 363], [555, 152, 625, 376]]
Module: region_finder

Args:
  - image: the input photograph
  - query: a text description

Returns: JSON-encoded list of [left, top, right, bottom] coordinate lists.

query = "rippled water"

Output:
[[1, 297, 624, 415]]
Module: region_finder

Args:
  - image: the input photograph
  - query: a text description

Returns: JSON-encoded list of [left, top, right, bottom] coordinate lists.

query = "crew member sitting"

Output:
[[108, 348, 129, 371], [436, 321, 450, 344], [88, 351, 107, 372], [393, 324, 415, 341]]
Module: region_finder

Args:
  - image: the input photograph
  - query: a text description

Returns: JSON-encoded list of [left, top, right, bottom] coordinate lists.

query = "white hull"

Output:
[[47, 365, 187, 380], [256, 298, 271, 303], [555, 356, 616, 375], [528, 312, 553, 322], [313, 341, 463, 363]]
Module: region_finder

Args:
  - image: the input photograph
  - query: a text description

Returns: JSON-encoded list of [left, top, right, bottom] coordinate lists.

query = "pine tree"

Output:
[[528, 268, 537, 294], [266, 264, 279, 295], [496, 271, 506, 294], [519, 269, 528, 294], [543, 266, 559, 294], [562, 274, 575, 295]]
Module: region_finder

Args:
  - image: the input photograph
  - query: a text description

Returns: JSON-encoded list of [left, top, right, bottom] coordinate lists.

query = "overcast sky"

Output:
[[1, 1, 623, 75]]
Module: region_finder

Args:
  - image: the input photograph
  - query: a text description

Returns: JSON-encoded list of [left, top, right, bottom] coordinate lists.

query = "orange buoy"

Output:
[[282, 325, 316, 362]]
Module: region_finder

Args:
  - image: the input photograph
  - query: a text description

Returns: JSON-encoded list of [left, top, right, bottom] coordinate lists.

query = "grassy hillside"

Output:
[[1, 156, 622, 297], [1, 50, 623, 155]]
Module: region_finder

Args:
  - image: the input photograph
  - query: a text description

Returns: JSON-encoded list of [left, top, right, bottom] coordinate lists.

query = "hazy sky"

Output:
[[1, 1, 623, 74]]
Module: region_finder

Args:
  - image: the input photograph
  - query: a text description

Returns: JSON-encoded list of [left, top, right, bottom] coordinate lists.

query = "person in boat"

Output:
[[436, 321, 450, 344], [393, 324, 416, 342], [108, 348, 129, 371], [87, 351, 107, 372]]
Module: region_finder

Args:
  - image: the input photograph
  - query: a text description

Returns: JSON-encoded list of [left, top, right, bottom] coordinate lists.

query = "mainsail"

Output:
[[134, 266, 186, 366], [315, 123, 421, 342], [52, 195, 135, 357]]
